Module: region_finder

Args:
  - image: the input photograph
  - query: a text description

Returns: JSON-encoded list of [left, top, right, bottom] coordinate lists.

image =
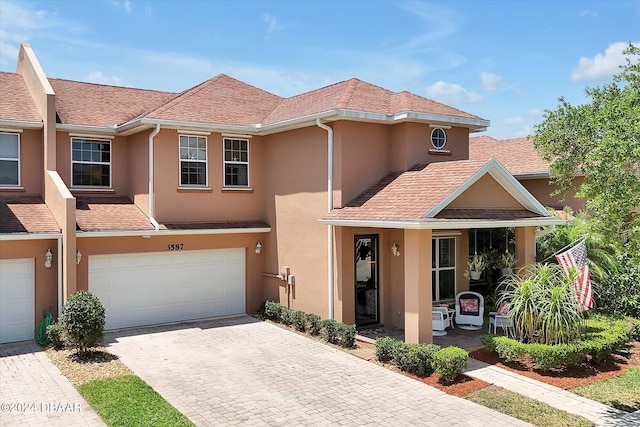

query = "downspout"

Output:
[[316, 118, 334, 320], [148, 124, 161, 231], [57, 236, 62, 316]]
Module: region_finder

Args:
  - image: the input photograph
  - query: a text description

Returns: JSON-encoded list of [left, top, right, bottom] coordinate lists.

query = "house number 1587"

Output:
[[167, 244, 184, 251]]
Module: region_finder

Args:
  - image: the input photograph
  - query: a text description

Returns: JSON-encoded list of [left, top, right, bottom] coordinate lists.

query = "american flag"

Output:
[[556, 239, 593, 311]]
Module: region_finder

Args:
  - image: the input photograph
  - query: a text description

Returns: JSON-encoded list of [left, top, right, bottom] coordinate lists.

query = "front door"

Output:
[[355, 235, 379, 326]]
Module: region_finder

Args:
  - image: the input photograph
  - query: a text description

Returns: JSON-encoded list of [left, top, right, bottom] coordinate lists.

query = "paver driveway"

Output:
[[106, 316, 531, 426], [0, 340, 104, 427]]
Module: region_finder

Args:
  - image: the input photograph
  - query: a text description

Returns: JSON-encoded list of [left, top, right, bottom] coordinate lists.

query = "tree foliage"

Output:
[[533, 44, 640, 256]]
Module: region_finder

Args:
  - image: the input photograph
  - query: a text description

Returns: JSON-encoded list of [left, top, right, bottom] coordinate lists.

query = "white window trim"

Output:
[[430, 127, 447, 150], [179, 134, 209, 187], [223, 137, 250, 188], [0, 132, 20, 188], [432, 237, 456, 302], [70, 137, 112, 188]]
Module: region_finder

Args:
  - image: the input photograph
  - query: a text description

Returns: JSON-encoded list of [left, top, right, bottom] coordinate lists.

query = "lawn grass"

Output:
[[570, 367, 640, 412], [466, 385, 593, 427], [78, 375, 194, 427]]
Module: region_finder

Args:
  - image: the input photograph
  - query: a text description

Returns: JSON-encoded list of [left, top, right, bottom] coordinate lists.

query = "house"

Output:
[[0, 43, 564, 345]]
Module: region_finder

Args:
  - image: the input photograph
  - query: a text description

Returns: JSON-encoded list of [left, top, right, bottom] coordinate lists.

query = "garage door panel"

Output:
[[89, 249, 245, 330], [0, 259, 34, 343]]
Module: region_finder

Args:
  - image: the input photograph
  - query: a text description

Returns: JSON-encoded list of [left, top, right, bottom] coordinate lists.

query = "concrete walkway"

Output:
[[0, 340, 105, 427], [464, 358, 627, 426], [106, 316, 532, 426]]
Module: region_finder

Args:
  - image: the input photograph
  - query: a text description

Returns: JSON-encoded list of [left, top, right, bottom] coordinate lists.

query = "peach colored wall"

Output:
[[456, 230, 470, 293], [520, 176, 586, 212], [448, 174, 522, 209], [127, 130, 150, 214], [515, 226, 536, 269], [76, 233, 266, 314], [153, 130, 264, 223], [0, 239, 60, 323], [389, 123, 470, 170], [262, 126, 329, 316], [334, 122, 391, 207], [0, 129, 42, 195], [404, 228, 433, 343]]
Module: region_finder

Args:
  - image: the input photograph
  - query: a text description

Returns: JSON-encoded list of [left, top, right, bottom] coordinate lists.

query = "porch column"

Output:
[[515, 226, 536, 270], [404, 229, 432, 343]]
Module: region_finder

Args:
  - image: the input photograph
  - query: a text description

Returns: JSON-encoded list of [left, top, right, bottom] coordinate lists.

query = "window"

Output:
[[0, 133, 19, 186], [72, 137, 111, 187], [432, 237, 456, 301], [224, 138, 249, 187], [431, 128, 446, 149], [179, 135, 207, 186]]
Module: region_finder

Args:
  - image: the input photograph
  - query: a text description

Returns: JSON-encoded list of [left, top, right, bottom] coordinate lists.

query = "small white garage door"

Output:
[[0, 259, 35, 343], [89, 248, 245, 330]]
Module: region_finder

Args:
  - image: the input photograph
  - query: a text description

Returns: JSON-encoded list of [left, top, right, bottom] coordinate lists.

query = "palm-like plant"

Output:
[[497, 263, 584, 345]]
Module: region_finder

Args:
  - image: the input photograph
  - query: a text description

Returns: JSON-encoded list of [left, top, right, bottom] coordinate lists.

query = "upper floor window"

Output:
[[0, 133, 20, 186], [224, 138, 249, 187], [431, 128, 446, 149], [179, 135, 207, 186], [72, 137, 111, 187]]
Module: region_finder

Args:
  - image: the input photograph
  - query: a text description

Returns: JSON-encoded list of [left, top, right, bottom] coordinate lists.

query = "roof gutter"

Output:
[[76, 226, 272, 238], [0, 119, 43, 130], [0, 232, 62, 241], [317, 217, 566, 229], [56, 123, 117, 135], [316, 118, 334, 320], [149, 124, 161, 231]]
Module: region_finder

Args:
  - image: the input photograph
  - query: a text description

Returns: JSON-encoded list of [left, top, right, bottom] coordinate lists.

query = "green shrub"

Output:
[[263, 301, 282, 321], [480, 334, 499, 353], [336, 323, 356, 348], [394, 342, 440, 377], [46, 322, 65, 350], [321, 319, 339, 344], [629, 318, 640, 340], [527, 343, 582, 371], [432, 346, 468, 383], [60, 291, 106, 353], [291, 310, 307, 332], [494, 336, 526, 362], [375, 337, 397, 363], [306, 313, 322, 335], [279, 306, 293, 326]]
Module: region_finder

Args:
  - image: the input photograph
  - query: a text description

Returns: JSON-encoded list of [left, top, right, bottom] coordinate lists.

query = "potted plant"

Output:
[[464, 254, 486, 281], [498, 252, 517, 276]]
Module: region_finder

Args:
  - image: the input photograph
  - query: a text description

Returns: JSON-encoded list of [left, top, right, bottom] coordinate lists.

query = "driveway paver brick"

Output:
[[0, 340, 105, 427], [106, 316, 532, 426]]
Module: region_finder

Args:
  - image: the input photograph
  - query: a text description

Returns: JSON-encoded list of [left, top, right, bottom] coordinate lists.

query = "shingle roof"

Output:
[[145, 74, 283, 125], [75, 196, 154, 231], [0, 196, 60, 233], [469, 135, 549, 176], [50, 78, 175, 127], [0, 72, 42, 123], [262, 79, 484, 125]]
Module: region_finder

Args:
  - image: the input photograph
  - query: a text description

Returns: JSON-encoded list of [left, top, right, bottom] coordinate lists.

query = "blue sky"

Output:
[[1, 0, 638, 139]]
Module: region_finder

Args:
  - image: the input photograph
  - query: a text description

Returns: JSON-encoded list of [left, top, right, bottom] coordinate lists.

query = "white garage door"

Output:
[[89, 248, 245, 330], [0, 259, 35, 343]]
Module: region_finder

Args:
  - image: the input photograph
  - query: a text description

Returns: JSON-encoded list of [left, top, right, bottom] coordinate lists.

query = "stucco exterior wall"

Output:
[[520, 176, 586, 212], [75, 233, 265, 314], [152, 130, 265, 223], [127, 130, 151, 214], [0, 239, 59, 323], [262, 126, 329, 316], [12, 129, 44, 194], [449, 174, 523, 209]]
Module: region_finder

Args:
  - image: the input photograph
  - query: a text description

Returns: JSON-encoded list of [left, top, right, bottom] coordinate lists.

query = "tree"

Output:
[[533, 44, 640, 257], [60, 291, 106, 354]]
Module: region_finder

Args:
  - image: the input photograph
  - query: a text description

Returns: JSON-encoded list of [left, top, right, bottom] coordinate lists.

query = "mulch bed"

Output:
[[408, 372, 490, 397], [469, 340, 640, 389]]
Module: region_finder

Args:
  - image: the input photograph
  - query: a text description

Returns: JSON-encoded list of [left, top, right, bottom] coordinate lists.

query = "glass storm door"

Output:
[[355, 235, 379, 326]]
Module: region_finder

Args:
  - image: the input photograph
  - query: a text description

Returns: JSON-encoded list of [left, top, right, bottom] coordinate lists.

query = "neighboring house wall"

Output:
[[520, 176, 586, 212]]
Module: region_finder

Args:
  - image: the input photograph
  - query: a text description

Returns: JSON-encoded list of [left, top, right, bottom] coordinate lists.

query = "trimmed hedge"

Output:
[[432, 347, 468, 383], [481, 315, 635, 371], [260, 301, 355, 348]]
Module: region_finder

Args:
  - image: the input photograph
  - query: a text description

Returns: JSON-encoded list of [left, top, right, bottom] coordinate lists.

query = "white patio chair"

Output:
[[455, 291, 484, 330], [432, 308, 450, 336]]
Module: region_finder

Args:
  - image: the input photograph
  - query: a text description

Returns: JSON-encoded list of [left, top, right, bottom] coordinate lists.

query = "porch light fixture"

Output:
[[44, 249, 52, 268], [391, 243, 400, 257], [255, 242, 262, 254], [76, 250, 82, 264]]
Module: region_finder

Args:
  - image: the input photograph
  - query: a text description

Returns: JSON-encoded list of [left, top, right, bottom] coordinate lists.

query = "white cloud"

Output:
[[263, 13, 283, 35], [425, 81, 483, 104], [579, 9, 598, 17], [109, 1, 131, 13], [504, 117, 524, 125], [571, 41, 639, 81], [528, 108, 542, 117], [86, 71, 124, 86], [480, 72, 502, 91]]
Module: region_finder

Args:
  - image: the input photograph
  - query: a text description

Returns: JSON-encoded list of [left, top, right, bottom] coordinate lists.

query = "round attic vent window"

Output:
[[431, 128, 446, 149]]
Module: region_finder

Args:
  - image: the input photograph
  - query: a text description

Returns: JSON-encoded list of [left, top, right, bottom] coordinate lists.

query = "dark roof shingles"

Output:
[[0, 72, 42, 123], [75, 196, 154, 231], [0, 197, 60, 233]]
